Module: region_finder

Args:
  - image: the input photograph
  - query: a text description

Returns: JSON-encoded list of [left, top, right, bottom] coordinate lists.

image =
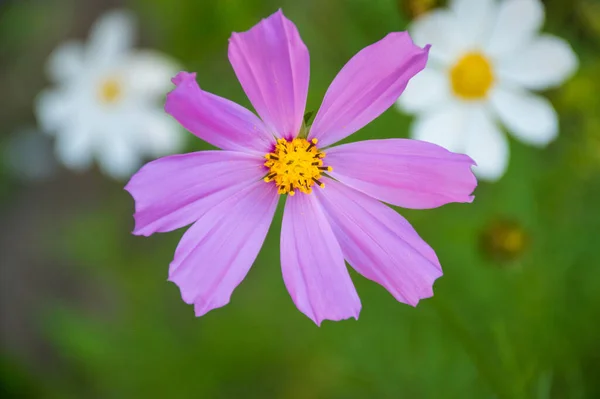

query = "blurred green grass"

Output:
[[1, 0, 599, 398]]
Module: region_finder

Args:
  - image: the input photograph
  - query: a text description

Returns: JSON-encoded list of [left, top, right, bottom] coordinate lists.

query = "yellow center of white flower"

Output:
[[263, 138, 331, 196], [450, 52, 494, 100], [98, 77, 122, 104]]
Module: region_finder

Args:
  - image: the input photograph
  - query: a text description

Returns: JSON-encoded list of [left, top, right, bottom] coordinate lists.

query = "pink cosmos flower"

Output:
[[125, 10, 477, 325]]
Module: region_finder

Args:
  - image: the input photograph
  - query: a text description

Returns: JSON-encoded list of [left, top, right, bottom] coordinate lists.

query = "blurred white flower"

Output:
[[397, 0, 578, 181], [35, 9, 183, 179]]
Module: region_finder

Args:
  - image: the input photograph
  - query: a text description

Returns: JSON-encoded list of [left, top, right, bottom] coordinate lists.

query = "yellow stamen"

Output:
[[450, 52, 494, 100], [263, 138, 332, 196], [98, 77, 122, 104]]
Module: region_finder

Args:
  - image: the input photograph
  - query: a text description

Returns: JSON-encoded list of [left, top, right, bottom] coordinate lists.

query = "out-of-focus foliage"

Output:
[[1, 0, 599, 398]]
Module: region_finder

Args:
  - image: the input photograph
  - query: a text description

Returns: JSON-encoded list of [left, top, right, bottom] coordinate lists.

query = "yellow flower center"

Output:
[[481, 219, 529, 263], [450, 52, 494, 100], [98, 77, 122, 104], [263, 138, 331, 196]]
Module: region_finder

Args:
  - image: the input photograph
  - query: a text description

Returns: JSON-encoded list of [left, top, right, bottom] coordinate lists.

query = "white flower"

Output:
[[397, 0, 578, 181], [35, 10, 183, 179]]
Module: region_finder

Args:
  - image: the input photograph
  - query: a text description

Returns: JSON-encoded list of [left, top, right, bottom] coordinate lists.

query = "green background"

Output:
[[1, 0, 599, 397]]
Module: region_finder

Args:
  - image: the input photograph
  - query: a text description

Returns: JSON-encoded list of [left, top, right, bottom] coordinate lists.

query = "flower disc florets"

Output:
[[264, 138, 331, 195], [450, 52, 494, 100]]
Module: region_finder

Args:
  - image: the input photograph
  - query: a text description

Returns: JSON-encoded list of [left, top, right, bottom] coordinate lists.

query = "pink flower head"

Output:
[[125, 10, 477, 325]]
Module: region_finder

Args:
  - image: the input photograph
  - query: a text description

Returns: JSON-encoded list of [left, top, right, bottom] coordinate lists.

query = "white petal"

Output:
[[486, 0, 545, 58], [35, 89, 74, 134], [450, 0, 496, 47], [396, 67, 451, 114], [464, 107, 509, 181], [96, 132, 140, 179], [45, 41, 85, 82], [54, 123, 95, 171], [410, 10, 465, 65], [88, 9, 135, 64], [490, 86, 558, 146], [411, 103, 468, 153], [497, 34, 578, 90], [125, 50, 180, 99], [139, 111, 184, 157]]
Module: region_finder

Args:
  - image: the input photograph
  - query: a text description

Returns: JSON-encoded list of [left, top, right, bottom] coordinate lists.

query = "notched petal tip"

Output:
[[124, 162, 174, 237], [445, 150, 478, 167], [391, 31, 431, 55], [166, 66, 274, 153], [165, 278, 231, 318], [131, 222, 152, 237], [171, 71, 197, 86], [267, 8, 286, 22], [194, 301, 221, 318], [166, 71, 200, 115], [463, 155, 479, 199], [453, 152, 478, 199], [228, 8, 288, 38], [123, 173, 148, 237], [309, 30, 431, 146], [326, 139, 478, 209], [312, 312, 360, 327], [465, 154, 478, 167], [416, 141, 479, 202], [394, 266, 442, 307], [297, 297, 362, 327], [227, 8, 309, 140], [411, 269, 443, 307]]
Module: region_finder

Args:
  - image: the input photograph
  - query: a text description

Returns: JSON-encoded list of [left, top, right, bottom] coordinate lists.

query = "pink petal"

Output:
[[326, 139, 477, 209], [316, 178, 442, 306], [169, 180, 278, 317], [165, 72, 274, 154], [228, 10, 309, 139], [309, 32, 429, 147], [280, 193, 361, 325], [125, 150, 266, 236]]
